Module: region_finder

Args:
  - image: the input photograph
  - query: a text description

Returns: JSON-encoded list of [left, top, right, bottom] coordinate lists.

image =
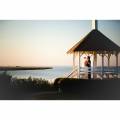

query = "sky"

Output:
[[0, 20, 120, 67]]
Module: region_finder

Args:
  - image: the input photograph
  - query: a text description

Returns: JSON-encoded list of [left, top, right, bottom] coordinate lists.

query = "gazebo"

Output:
[[67, 20, 120, 79]]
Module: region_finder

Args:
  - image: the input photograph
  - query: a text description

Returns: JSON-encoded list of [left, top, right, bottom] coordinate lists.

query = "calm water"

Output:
[[0, 66, 120, 82], [5, 66, 72, 82]]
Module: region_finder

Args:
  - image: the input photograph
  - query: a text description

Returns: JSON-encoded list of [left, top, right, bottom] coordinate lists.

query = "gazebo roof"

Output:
[[67, 29, 120, 54]]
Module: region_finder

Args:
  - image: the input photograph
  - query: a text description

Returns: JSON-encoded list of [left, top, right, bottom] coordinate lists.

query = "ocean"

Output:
[[5, 66, 72, 82], [0, 66, 120, 82]]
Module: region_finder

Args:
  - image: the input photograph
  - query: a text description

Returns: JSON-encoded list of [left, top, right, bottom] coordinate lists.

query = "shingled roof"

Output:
[[67, 29, 120, 54]]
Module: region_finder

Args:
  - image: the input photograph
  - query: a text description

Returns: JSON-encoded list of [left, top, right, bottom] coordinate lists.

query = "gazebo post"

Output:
[[101, 53, 104, 79], [73, 53, 75, 70], [107, 53, 111, 78], [78, 52, 80, 78], [116, 52, 118, 78], [93, 52, 97, 79], [108, 53, 111, 68]]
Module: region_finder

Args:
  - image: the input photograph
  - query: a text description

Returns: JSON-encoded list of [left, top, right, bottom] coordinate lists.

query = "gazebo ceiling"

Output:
[[67, 29, 120, 54]]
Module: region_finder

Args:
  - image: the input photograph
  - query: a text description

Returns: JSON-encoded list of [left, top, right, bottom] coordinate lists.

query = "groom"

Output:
[[87, 56, 91, 79]]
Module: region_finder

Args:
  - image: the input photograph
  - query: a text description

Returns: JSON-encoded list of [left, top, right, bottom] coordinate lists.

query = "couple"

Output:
[[84, 56, 91, 79]]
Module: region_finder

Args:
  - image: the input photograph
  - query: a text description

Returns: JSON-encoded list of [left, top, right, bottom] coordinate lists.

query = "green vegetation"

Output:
[[0, 72, 54, 99], [1, 73, 120, 100], [11, 76, 53, 92]]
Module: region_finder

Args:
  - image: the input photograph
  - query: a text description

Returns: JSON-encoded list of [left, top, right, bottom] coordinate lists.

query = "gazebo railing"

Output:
[[80, 67, 120, 79], [67, 66, 78, 78], [67, 66, 120, 79]]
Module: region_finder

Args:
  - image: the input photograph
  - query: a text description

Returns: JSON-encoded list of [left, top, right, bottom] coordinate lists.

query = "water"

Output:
[[0, 66, 119, 82], [3, 66, 72, 82]]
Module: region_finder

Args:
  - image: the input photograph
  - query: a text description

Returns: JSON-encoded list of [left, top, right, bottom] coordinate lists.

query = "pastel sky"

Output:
[[0, 20, 120, 67]]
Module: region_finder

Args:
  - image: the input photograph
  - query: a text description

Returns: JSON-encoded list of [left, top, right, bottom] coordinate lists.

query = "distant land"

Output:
[[0, 66, 53, 71]]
